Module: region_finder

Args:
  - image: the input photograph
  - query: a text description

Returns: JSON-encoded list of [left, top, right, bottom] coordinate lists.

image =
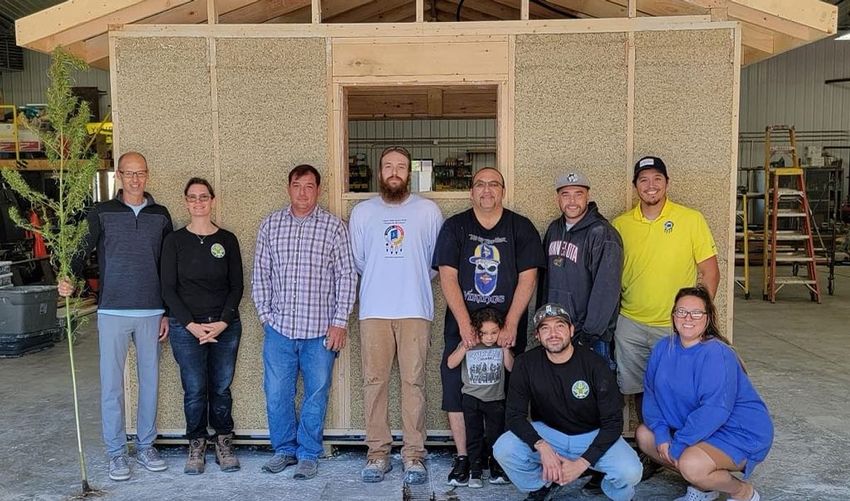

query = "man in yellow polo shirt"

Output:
[[612, 156, 719, 477]]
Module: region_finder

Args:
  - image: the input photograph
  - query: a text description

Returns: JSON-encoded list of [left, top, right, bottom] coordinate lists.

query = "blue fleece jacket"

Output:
[[643, 336, 773, 477]]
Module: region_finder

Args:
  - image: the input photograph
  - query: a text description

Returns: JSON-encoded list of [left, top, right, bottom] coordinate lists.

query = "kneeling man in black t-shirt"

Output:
[[493, 304, 642, 501]]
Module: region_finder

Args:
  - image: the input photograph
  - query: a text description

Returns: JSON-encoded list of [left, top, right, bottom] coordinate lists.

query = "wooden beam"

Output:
[[437, 0, 502, 22], [312, 0, 321, 23], [731, 0, 837, 35], [544, 0, 629, 18], [604, 0, 708, 17], [140, 0, 253, 23], [322, 0, 373, 19], [264, 6, 312, 23], [325, 0, 410, 23], [17, 0, 150, 47], [417, 0, 424, 22], [728, 2, 835, 40], [709, 6, 728, 21], [491, 0, 561, 19], [219, 0, 310, 23], [741, 43, 771, 66], [521, 0, 529, 20], [81, 0, 257, 62], [377, 4, 419, 23], [113, 15, 723, 38], [740, 21, 775, 54], [207, 0, 218, 24], [18, 0, 195, 52], [427, 88, 443, 116], [628, 0, 636, 18], [441, 89, 496, 117], [451, 0, 521, 20]]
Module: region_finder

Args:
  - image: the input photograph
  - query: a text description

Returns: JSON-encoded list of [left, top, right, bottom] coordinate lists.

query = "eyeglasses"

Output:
[[119, 170, 148, 180], [472, 180, 503, 190], [673, 308, 707, 320], [185, 194, 212, 203]]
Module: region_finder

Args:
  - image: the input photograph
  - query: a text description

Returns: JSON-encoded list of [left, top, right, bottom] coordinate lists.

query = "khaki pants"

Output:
[[361, 318, 430, 462]]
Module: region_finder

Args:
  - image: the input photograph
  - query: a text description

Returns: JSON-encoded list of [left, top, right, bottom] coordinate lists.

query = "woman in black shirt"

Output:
[[161, 177, 243, 475]]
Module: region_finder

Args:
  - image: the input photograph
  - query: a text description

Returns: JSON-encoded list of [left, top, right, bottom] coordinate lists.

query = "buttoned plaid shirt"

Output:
[[251, 205, 356, 339]]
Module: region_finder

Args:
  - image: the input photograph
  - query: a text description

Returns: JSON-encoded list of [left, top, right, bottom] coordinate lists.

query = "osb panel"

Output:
[[513, 33, 629, 232], [115, 37, 215, 433], [215, 37, 329, 431], [633, 29, 735, 336], [343, 197, 469, 432]]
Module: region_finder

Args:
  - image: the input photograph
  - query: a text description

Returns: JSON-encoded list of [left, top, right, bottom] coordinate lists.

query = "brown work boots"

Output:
[[215, 433, 241, 472], [184, 438, 206, 475], [184, 434, 240, 474]]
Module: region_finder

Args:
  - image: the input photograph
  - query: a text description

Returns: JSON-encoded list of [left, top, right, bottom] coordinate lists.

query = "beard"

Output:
[[542, 337, 571, 354], [379, 175, 409, 203]]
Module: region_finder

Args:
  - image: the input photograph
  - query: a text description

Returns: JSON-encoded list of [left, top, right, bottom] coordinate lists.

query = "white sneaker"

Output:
[[730, 488, 760, 501], [674, 485, 720, 501]]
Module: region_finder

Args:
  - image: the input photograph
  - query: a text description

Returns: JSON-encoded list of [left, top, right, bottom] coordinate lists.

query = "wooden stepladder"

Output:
[[762, 125, 821, 303]]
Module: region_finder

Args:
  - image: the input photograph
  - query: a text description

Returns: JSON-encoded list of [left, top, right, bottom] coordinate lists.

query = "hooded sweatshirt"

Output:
[[539, 202, 623, 343]]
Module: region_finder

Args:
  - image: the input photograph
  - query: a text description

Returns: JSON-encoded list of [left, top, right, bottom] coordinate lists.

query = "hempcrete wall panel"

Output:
[[115, 37, 216, 433], [120, 37, 329, 434], [633, 29, 735, 334], [513, 33, 629, 231], [215, 38, 328, 431]]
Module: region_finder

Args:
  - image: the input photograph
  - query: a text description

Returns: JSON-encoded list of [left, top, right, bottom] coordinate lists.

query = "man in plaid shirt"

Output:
[[252, 164, 357, 480]]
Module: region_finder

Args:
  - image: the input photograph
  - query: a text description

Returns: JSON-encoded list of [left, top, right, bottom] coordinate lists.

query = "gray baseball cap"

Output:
[[555, 171, 591, 191], [533, 303, 573, 330]]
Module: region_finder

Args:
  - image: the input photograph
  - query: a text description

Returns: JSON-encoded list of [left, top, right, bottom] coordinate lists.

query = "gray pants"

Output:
[[613, 314, 670, 395], [97, 313, 162, 457]]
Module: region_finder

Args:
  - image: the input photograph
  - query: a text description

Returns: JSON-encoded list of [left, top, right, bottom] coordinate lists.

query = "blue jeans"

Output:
[[263, 324, 336, 460], [493, 422, 642, 501], [589, 338, 617, 373], [169, 318, 241, 439]]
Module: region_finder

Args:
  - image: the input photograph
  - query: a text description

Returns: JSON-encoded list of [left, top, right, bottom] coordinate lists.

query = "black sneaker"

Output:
[[639, 451, 662, 481], [523, 484, 552, 501], [447, 455, 470, 487], [488, 457, 510, 484], [582, 470, 604, 494]]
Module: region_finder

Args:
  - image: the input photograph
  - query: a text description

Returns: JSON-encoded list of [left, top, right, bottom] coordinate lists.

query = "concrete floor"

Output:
[[1, 268, 849, 500]]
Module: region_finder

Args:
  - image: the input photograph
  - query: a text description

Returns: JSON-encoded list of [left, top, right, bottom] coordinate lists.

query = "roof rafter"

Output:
[[17, 0, 195, 52]]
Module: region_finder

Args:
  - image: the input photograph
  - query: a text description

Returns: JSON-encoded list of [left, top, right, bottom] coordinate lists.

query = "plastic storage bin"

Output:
[[0, 285, 58, 335]]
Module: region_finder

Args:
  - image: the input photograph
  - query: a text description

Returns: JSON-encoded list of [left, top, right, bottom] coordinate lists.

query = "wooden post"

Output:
[[207, 0, 218, 24], [625, 31, 635, 209], [628, 0, 637, 18], [312, 0, 322, 24], [416, 0, 424, 22], [521, 0, 529, 20]]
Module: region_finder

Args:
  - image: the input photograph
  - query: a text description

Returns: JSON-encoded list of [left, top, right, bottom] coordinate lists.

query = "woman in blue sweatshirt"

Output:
[[636, 287, 773, 501]]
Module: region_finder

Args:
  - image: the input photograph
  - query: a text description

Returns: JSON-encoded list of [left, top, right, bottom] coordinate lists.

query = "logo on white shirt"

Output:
[[384, 224, 405, 255]]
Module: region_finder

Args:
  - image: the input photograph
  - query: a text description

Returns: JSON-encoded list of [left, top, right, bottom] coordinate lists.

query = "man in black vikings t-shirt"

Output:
[[493, 304, 642, 501], [433, 167, 545, 486]]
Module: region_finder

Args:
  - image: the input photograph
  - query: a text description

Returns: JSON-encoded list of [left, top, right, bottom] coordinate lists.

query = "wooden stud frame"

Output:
[[109, 15, 741, 436]]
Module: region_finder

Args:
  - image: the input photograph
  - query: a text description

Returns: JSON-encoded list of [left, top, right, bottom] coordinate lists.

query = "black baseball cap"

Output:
[[633, 156, 669, 184]]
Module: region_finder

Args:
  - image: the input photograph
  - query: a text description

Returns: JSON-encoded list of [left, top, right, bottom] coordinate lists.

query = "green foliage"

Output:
[[1, 49, 101, 287], [0, 49, 104, 495]]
